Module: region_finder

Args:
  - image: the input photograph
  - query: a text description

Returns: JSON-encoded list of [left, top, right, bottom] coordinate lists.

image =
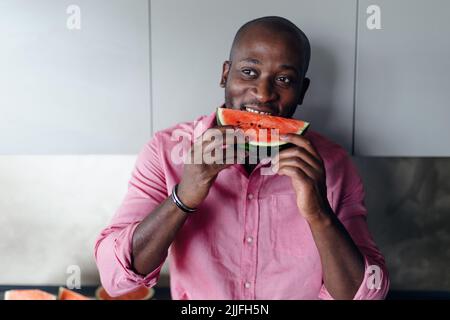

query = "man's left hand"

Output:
[[271, 133, 332, 224]]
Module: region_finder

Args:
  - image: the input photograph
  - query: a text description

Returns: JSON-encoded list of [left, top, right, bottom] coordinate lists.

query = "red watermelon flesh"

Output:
[[216, 107, 310, 147], [58, 287, 91, 300], [4, 289, 56, 300]]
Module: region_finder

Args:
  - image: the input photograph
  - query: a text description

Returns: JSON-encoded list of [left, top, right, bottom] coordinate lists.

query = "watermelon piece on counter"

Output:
[[4, 289, 56, 300], [58, 287, 91, 300], [95, 286, 154, 300]]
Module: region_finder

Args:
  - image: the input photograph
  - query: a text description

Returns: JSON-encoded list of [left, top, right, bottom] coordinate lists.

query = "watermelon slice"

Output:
[[58, 287, 91, 300], [95, 286, 154, 300], [216, 107, 310, 148], [4, 289, 56, 300]]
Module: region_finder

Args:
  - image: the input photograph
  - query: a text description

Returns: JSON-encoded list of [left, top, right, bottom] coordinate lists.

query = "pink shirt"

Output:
[[94, 111, 389, 300]]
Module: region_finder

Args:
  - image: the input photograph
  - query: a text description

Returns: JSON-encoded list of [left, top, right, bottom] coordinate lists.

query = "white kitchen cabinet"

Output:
[[0, 0, 151, 154], [355, 0, 450, 156]]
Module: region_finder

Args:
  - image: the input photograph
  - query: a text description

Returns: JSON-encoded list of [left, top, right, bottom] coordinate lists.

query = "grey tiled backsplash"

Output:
[[354, 157, 450, 290]]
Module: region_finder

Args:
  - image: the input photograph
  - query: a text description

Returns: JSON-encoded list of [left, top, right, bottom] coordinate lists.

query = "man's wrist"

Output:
[[305, 207, 334, 230], [171, 184, 198, 214], [177, 179, 210, 209]]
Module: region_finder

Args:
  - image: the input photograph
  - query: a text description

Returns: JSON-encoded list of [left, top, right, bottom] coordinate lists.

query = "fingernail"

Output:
[[280, 134, 288, 140]]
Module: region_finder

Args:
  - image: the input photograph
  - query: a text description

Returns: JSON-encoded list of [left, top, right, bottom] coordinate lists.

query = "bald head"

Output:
[[229, 16, 311, 77]]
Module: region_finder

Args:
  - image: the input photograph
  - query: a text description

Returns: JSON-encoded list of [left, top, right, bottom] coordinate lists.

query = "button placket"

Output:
[[242, 180, 260, 299]]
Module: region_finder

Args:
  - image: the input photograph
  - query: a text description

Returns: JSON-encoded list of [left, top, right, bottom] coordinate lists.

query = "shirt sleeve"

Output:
[[318, 152, 390, 300], [94, 132, 169, 297]]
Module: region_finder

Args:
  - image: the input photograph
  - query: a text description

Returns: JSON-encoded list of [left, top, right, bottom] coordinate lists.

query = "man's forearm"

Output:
[[132, 197, 189, 276], [307, 207, 365, 300]]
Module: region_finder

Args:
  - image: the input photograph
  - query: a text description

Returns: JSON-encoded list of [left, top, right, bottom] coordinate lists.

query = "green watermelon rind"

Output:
[[216, 107, 310, 147]]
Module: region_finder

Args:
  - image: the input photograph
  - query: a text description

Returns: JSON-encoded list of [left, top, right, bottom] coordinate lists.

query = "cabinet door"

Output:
[[151, 0, 357, 153], [355, 0, 450, 156], [0, 0, 151, 154]]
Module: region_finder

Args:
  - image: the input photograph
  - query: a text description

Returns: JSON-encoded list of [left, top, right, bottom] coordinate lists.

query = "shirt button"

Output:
[[244, 281, 251, 289], [246, 236, 253, 244], [247, 193, 254, 200]]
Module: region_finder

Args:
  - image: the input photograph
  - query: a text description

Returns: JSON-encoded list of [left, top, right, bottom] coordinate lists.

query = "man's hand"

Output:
[[271, 133, 331, 224], [178, 126, 247, 208], [132, 126, 246, 276]]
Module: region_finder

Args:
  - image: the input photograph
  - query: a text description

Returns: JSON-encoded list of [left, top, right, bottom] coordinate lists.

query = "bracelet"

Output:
[[171, 184, 197, 214]]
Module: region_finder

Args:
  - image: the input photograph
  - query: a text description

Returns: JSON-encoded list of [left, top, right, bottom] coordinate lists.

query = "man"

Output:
[[95, 16, 389, 300]]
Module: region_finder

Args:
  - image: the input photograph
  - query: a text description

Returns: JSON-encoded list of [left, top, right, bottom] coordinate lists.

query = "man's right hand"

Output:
[[132, 126, 247, 276], [177, 126, 247, 208]]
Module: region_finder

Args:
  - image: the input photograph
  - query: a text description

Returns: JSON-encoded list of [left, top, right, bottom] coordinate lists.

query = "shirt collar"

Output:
[[192, 106, 220, 141]]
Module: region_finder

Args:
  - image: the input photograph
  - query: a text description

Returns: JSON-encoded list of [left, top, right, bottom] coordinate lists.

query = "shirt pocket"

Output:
[[269, 194, 313, 259]]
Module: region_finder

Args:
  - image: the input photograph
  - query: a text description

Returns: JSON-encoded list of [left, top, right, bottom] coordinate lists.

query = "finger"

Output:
[[187, 139, 209, 164], [202, 137, 225, 154], [203, 125, 239, 140], [202, 128, 246, 151], [273, 157, 320, 181], [274, 147, 323, 171], [202, 132, 230, 153], [280, 134, 321, 161], [192, 127, 246, 164], [189, 136, 224, 164], [276, 165, 310, 182], [200, 127, 230, 149], [189, 127, 240, 163], [193, 126, 241, 149], [205, 149, 248, 165], [202, 137, 243, 155], [214, 125, 236, 130], [223, 151, 248, 165], [202, 143, 248, 165]]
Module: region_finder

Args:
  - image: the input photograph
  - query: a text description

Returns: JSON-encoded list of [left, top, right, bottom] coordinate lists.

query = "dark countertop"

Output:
[[1, 286, 449, 300], [0, 285, 171, 300], [386, 290, 450, 300]]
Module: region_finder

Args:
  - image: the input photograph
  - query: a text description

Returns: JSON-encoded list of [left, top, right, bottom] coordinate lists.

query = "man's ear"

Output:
[[298, 77, 310, 105], [220, 61, 231, 88]]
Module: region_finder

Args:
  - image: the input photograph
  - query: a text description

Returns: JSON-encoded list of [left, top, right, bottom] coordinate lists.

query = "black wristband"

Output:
[[171, 184, 197, 214]]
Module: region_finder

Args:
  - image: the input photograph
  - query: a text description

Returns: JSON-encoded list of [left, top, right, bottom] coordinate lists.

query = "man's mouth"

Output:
[[241, 106, 276, 116]]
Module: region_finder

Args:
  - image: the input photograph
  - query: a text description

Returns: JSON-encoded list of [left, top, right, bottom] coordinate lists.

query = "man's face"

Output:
[[221, 26, 310, 119]]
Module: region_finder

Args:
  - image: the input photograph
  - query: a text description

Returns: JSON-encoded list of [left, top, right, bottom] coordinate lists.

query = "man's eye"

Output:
[[277, 76, 292, 84], [241, 69, 257, 77]]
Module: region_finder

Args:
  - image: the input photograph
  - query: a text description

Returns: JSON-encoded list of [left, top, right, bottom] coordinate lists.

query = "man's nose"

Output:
[[251, 80, 278, 103]]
